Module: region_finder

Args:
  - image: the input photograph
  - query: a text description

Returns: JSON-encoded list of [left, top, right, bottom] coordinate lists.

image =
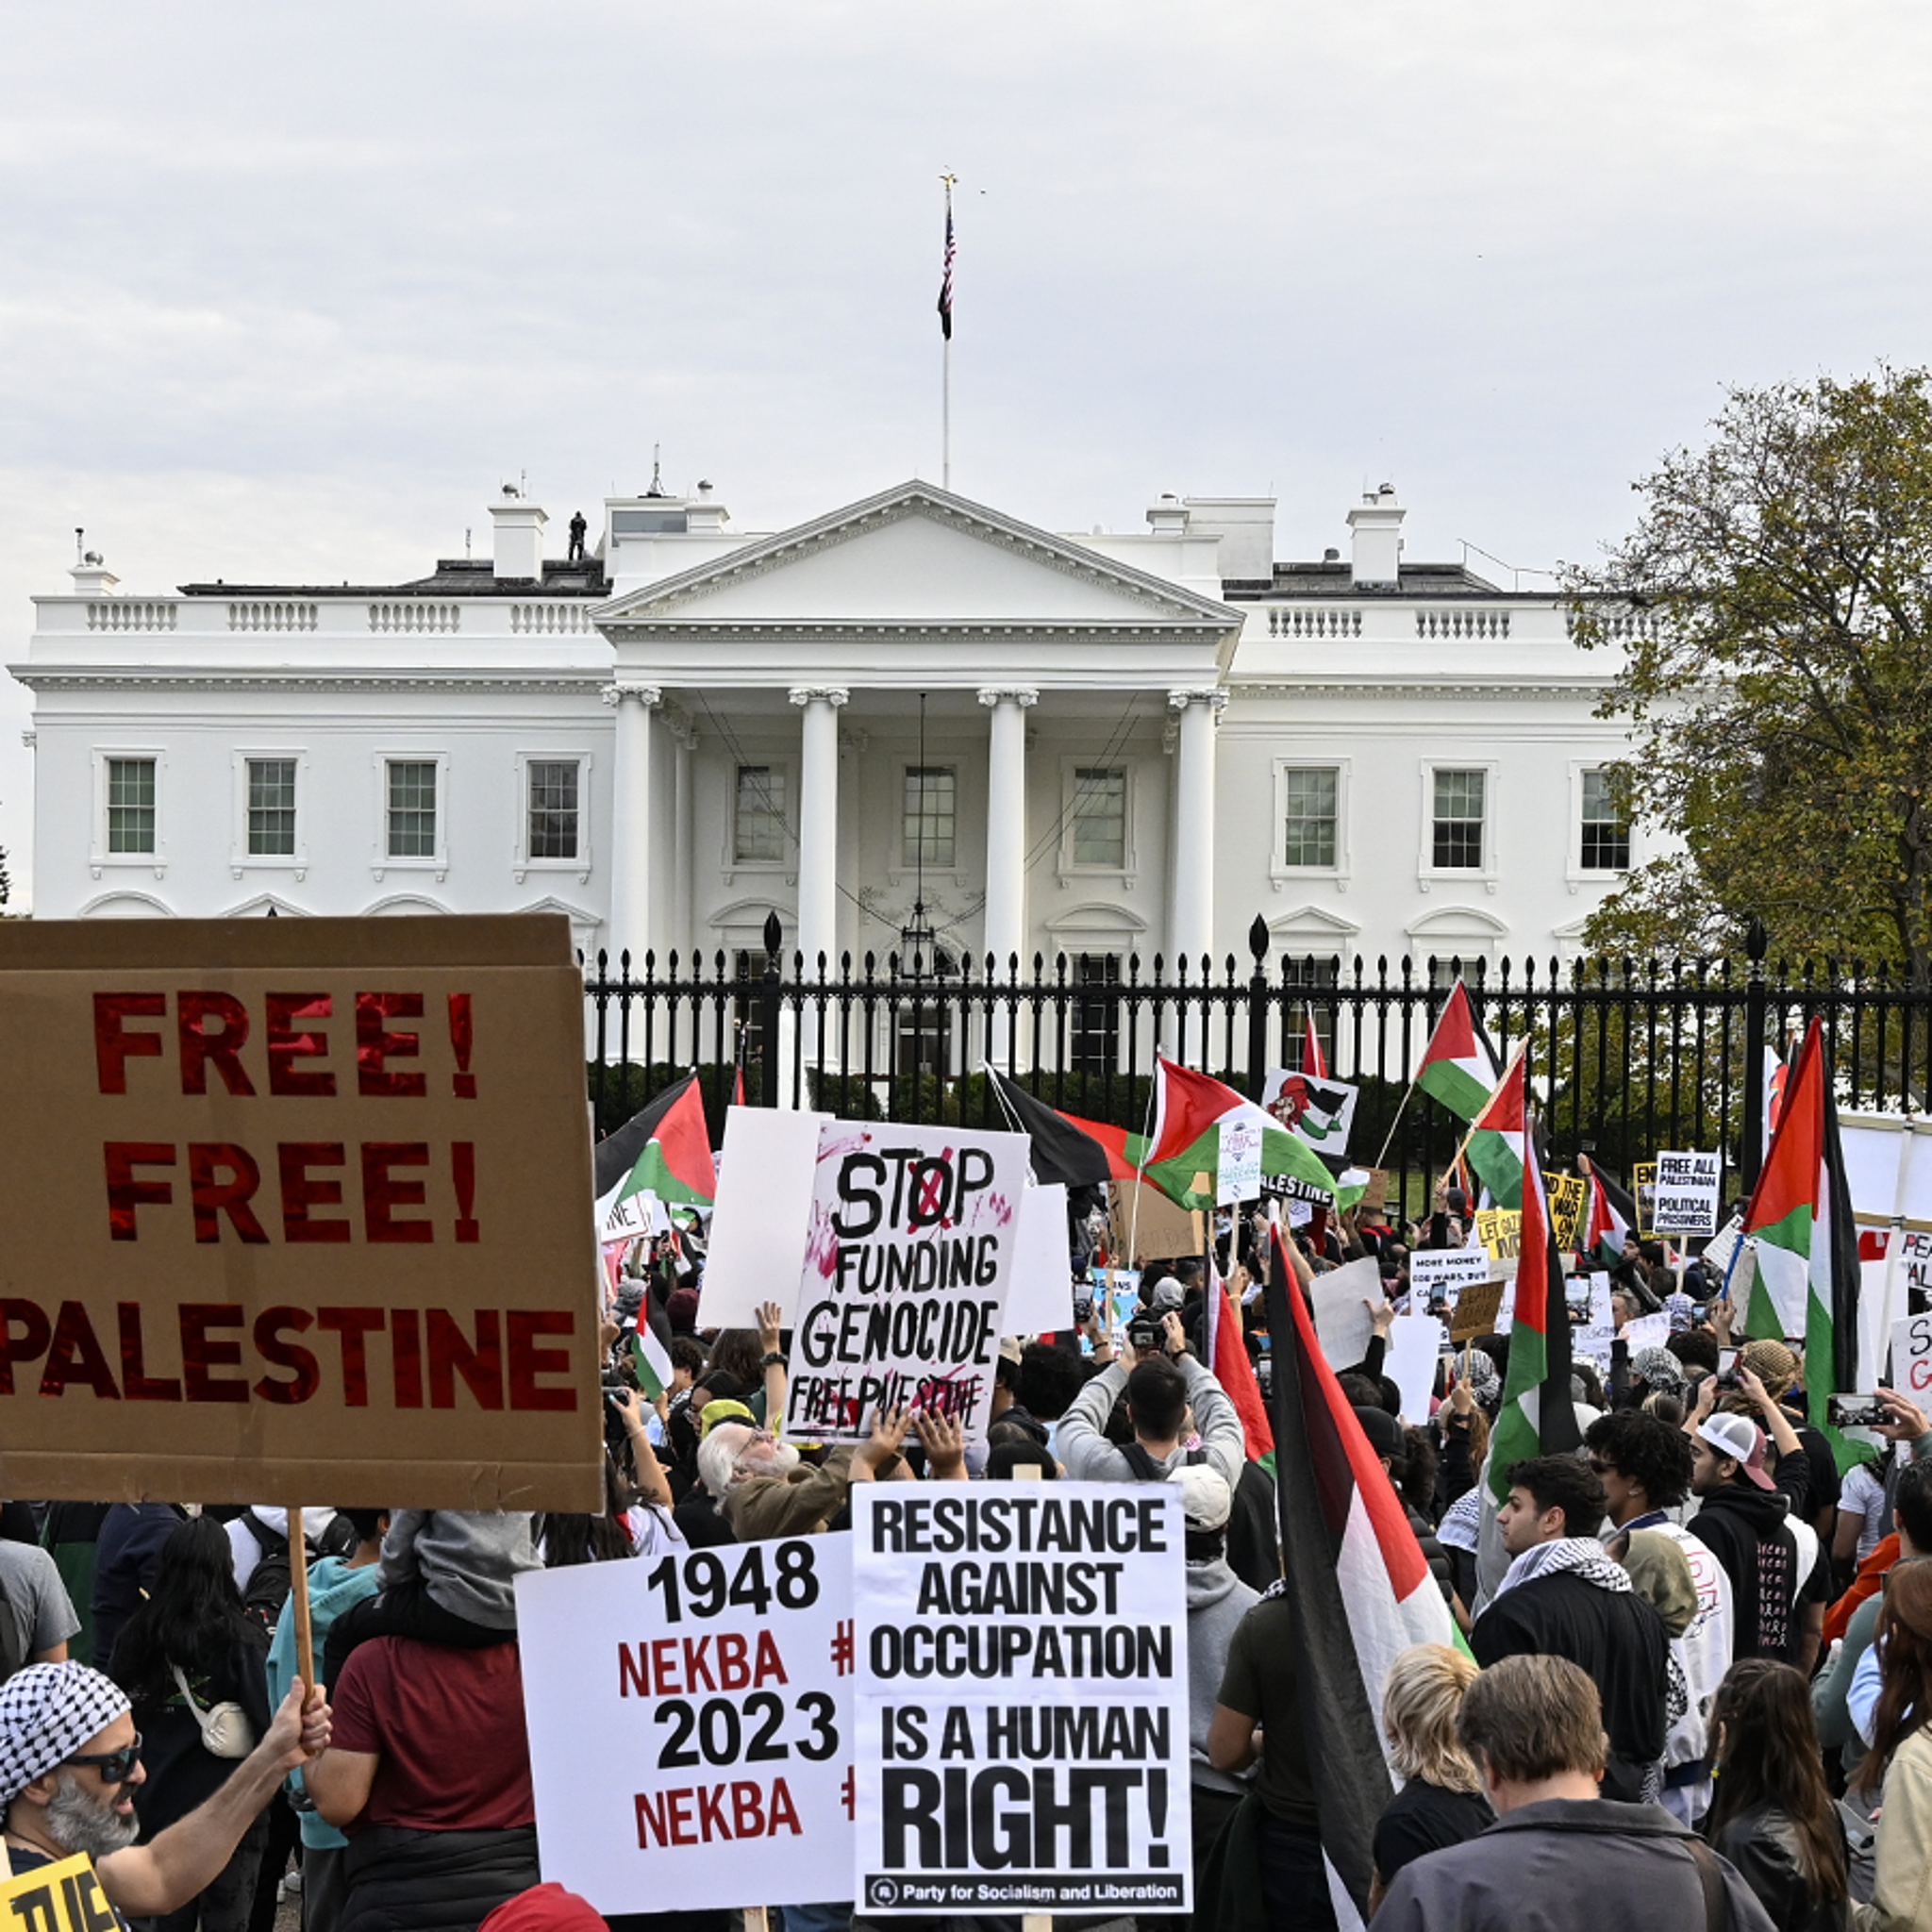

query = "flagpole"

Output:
[[940, 172, 956, 490]]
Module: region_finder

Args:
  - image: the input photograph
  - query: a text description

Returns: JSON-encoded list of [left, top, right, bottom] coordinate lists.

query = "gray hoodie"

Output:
[[1186, 1555, 1259, 1796], [379, 1509, 541, 1629]]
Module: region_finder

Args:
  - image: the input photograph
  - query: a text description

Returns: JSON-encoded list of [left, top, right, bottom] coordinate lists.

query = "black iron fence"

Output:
[[584, 914, 1932, 1218]]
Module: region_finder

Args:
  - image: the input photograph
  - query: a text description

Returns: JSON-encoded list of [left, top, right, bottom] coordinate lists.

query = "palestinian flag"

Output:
[[1150, 1059, 1339, 1203], [594, 1073, 717, 1221], [1206, 1254, 1273, 1467], [1416, 979, 1501, 1123], [1264, 1224, 1456, 1928], [1463, 1045, 1527, 1211], [629, 1296, 676, 1402], [1300, 1004, 1329, 1080], [1740, 1019, 1865, 1467], [1486, 1127, 1579, 1502], [1583, 1163, 1638, 1266]]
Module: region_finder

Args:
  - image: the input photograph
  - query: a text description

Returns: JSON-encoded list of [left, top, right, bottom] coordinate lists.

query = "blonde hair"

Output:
[[1382, 1643, 1484, 1793]]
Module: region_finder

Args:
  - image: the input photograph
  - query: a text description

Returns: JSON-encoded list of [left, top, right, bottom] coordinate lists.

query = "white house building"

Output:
[[11, 477, 1642, 986]]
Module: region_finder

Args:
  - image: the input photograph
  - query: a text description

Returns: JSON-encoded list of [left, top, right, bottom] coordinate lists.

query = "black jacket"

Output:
[[1709, 1801, 1851, 1932], [1689, 1482, 1806, 1663], [1471, 1572, 1669, 1802], [341, 1825, 539, 1932]]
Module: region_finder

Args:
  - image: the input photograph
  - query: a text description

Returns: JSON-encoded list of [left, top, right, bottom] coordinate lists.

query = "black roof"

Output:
[[177, 558, 609, 598], [1220, 560, 1548, 602]]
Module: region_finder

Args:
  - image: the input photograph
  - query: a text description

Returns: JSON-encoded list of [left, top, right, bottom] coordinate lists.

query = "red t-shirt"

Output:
[[330, 1636, 534, 1832]]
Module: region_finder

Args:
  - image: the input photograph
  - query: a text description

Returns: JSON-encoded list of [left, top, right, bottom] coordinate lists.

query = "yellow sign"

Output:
[[1633, 1161, 1657, 1238], [0, 1850, 118, 1932], [1546, 1173, 1587, 1252], [1475, 1208, 1522, 1260]]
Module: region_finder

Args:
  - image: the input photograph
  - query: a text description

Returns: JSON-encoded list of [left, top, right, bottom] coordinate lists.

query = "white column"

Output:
[[670, 710, 696, 965], [602, 681, 660, 969], [789, 685, 848, 974], [1167, 687, 1225, 970], [976, 686, 1037, 974]]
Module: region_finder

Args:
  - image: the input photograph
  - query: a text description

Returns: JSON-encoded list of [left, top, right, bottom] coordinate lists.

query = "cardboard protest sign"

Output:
[[1260, 1067, 1357, 1158], [1107, 1177, 1198, 1266], [1407, 1248, 1495, 1307], [517, 1536, 855, 1916], [852, 1483, 1190, 1919], [1474, 1208, 1522, 1261], [786, 1122, 1029, 1441], [1545, 1172, 1587, 1252], [1894, 1231, 1932, 1317], [1892, 1311, 1932, 1399], [1449, 1278, 1506, 1342], [1623, 1312, 1670, 1354], [0, 1848, 115, 1932], [0, 916, 600, 1509], [1652, 1152, 1721, 1238]]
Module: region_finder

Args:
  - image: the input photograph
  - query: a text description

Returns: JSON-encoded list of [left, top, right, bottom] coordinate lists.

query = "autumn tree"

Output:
[[1569, 367, 1932, 982]]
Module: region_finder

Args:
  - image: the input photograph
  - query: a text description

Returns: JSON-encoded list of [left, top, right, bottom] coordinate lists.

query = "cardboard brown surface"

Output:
[[0, 916, 602, 1510], [1448, 1278, 1506, 1342], [1108, 1178, 1198, 1264]]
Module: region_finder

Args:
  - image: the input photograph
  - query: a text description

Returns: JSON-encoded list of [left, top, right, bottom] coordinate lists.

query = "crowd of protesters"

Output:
[[2, 1184, 1931, 1932]]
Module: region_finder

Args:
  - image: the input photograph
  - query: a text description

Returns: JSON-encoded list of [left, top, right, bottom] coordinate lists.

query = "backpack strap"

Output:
[[243, 1512, 289, 1559], [1119, 1443, 1166, 1482], [1684, 1840, 1732, 1932]]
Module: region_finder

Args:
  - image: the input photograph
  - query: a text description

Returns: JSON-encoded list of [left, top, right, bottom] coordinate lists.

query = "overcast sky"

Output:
[[5, 2, 1930, 903]]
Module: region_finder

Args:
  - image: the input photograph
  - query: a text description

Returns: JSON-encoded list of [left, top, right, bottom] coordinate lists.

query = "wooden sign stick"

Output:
[[1011, 1472, 1051, 1932], [287, 1505, 315, 1693]]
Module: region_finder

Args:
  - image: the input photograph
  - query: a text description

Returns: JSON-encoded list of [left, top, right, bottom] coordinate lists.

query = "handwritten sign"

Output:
[[1545, 1173, 1587, 1252], [0, 917, 600, 1510], [1652, 1151, 1721, 1238], [1893, 1311, 1932, 1398], [1407, 1248, 1494, 1307], [1475, 1208, 1522, 1261]]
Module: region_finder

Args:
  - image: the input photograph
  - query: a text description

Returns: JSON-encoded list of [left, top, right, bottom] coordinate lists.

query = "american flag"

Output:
[[937, 200, 955, 340]]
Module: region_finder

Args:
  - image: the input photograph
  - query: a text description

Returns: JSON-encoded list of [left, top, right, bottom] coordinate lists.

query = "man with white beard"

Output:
[[0, 1662, 328, 1923]]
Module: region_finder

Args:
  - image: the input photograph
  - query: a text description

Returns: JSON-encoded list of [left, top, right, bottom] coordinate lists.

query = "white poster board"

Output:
[[1260, 1068, 1358, 1158], [1892, 1310, 1932, 1401], [1385, 1314, 1446, 1424], [1216, 1119, 1262, 1207], [1004, 1184, 1075, 1336], [516, 1537, 855, 1917], [698, 1106, 829, 1327], [851, 1483, 1190, 1918], [785, 1121, 1030, 1442], [1408, 1248, 1496, 1306], [1575, 1281, 1617, 1365], [1309, 1256, 1383, 1369], [1652, 1151, 1721, 1238]]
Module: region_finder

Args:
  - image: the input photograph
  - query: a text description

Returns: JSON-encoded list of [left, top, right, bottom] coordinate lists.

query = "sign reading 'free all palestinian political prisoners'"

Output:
[[786, 1122, 1030, 1443], [0, 917, 602, 1510], [516, 1536, 855, 1917], [852, 1483, 1191, 1919]]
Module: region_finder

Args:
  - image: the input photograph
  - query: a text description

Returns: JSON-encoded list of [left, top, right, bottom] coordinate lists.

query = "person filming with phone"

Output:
[[1058, 1307, 1245, 1490]]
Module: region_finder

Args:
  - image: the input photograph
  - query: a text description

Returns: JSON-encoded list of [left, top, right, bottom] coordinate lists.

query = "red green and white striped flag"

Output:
[[1150, 1058, 1340, 1204], [1463, 1044, 1527, 1211], [1416, 979, 1501, 1123], [1265, 1224, 1456, 1927], [1740, 1019, 1865, 1467], [1486, 1127, 1580, 1501], [594, 1073, 717, 1226]]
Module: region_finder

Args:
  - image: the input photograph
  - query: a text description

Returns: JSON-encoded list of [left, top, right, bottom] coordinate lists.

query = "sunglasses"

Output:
[[64, 1736, 142, 1785]]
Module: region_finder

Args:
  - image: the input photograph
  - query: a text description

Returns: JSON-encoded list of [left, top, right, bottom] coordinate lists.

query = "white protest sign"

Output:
[[699, 1106, 829, 1327], [1286, 1198, 1313, 1228], [1260, 1066, 1358, 1158], [786, 1121, 1031, 1442], [1576, 1282, 1617, 1365], [1385, 1314, 1445, 1424], [1407, 1248, 1494, 1307], [852, 1484, 1190, 1919], [602, 1189, 671, 1244], [1623, 1312, 1671, 1354], [1704, 1209, 1746, 1277], [1004, 1184, 1075, 1336], [516, 1537, 855, 1917], [1896, 1230, 1932, 1312], [1310, 1256, 1383, 1368], [1892, 1311, 1932, 1401], [1652, 1151, 1722, 1237], [1217, 1118, 1262, 1207]]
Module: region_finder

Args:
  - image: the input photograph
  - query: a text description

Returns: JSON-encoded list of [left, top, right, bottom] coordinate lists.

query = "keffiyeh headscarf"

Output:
[[1631, 1346, 1688, 1395], [0, 1663, 131, 1807], [1461, 1349, 1501, 1408], [1492, 1535, 1633, 1603]]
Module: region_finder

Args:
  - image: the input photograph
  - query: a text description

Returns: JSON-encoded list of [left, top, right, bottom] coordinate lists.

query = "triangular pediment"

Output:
[[595, 481, 1236, 633]]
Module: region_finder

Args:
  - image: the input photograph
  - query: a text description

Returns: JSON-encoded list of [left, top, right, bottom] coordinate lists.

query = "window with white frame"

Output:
[[1069, 953, 1123, 1075], [386, 760, 439, 858], [1579, 768, 1630, 872], [246, 758, 297, 857], [1282, 767, 1340, 869], [903, 767, 957, 869], [526, 759, 581, 860], [1431, 769, 1487, 870], [107, 758, 157, 855], [734, 765, 788, 863], [1069, 768, 1127, 869]]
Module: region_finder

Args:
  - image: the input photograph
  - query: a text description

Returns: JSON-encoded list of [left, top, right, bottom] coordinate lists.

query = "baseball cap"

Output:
[[1698, 1411, 1774, 1490], [1171, 1463, 1233, 1534]]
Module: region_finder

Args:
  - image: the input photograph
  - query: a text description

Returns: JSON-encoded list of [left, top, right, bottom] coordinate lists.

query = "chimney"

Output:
[[70, 554, 120, 596], [686, 479, 729, 534], [489, 490, 547, 581], [1346, 483, 1405, 587], [1145, 492, 1190, 536]]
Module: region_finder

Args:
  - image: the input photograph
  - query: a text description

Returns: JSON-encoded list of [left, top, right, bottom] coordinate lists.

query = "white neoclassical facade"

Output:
[[11, 477, 1645, 978]]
